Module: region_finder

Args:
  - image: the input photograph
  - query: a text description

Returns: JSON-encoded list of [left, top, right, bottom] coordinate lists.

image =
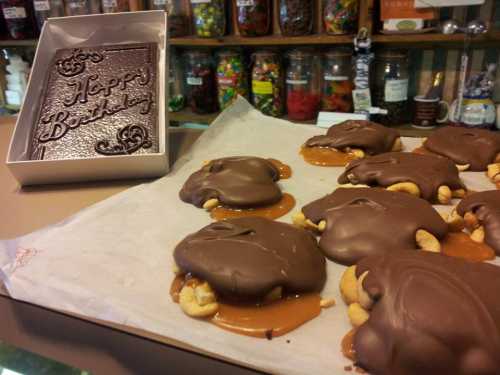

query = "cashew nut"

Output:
[[456, 164, 470, 172], [471, 226, 485, 243], [320, 298, 336, 308], [173, 263, 181, 275], [464, 212, 480, 230], [203, 198, 219, 211], [437, 185, 452, 205], [264, 286, 283, 303], [339, 183, 370, 189], [386, 182, 421, 197], [357, 271, 373, 310], [446, 209, 465, 232], [348, 303, 370, 328], [487, 163, 500, 182], [350, 149, 365, 159], [347, 173, 359, 184], [392, 137, 403, 152], [416, 229, 441, 253], [292, 212, 307, 228], [317, 220, 327, 232], [340, 266, 359, 305], [179, 283, 219, 318], [452, 189, 466, 198]]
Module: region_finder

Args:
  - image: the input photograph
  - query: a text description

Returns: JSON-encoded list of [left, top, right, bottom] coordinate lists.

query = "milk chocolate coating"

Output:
[[179, 157, 283, 208], [338, 152, 465, 202], [457, 190, 500, 255], [423, 126, 500, 171], [302, 188, 447, 265], [354, 251, 500, 375], [174, 217, 326, 300], [30, 43, 158, 160], [304, 120, 399, 155]]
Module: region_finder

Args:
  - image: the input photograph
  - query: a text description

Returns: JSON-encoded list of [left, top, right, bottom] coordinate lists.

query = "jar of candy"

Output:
[[323, 0, 358, 35], [33, 0, 64, 33], [286, 50, 320, 121], [251, 51, 283, 117], [101, 0, 129, 13], [185, 50, 218, 114], [217, 50, 247, 110], [149, 0, 189, 37], [190, 0, 225, 38], [279, 0, 313, 36], [322, 49, 354, 112], [168, 51, 185, 112], [65, 0, 96, 15], [1, 0, 34, 39], [234, 0, 270, 37], [372, 50, 409, 126]]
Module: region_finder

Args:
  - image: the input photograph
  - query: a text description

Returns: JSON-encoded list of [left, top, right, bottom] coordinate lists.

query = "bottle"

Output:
[[33, 0, 64, 33], [216, 50, 247, 110], [251, 51, 284, 117], [1, 0, 35, 39], [322, 48, 354, 113], [234, 0, 271, 37], [425, 72, 443, 99], [101, 0, 129, 13], [185, 50, 218, 114]]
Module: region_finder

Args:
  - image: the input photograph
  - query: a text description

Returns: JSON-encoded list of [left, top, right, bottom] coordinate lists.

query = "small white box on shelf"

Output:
[[6, 11, 169, 186]]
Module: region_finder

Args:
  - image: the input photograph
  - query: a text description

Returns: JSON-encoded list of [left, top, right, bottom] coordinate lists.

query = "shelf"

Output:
[[170, 34, 354, 47], [372, 31, 500, 47], [0, 39, 38, 47]]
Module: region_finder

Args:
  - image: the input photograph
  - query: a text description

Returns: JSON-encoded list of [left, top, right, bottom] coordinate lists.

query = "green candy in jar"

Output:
[[217, 51, 248, 110], [251, 51, 283, 117], [190, 0, 226, 38]]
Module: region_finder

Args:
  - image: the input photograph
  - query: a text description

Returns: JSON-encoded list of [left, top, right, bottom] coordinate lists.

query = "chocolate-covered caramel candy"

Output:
[[457, 190, 500, 255], [180, 157, 283, 209], [174, 217, 326, 301], [423, 126, 500, 171], [304, 120, 401, 155], [297, 188, 447, 265], [338, 152, 465, 204], [351, 251, 500, 375]]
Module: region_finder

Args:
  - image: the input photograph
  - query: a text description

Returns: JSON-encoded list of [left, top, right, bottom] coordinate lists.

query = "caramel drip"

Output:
[[496, 182, 500, 190], [268, 158, 292, 179], [441, 232, 495, 262], [412, 146, 432, 157], [342, 329, 357, 361], [210, 193, 295, 221], [169, 274, 201, 303], [300, 146, 357, 167], [211, 294, 321, 339]]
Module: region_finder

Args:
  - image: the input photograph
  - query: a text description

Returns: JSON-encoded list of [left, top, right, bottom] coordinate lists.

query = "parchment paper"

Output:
[[1, 97, 498, 375]]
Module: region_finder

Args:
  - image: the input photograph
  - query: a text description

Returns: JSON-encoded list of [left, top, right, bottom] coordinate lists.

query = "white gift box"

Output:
[[6, 11, 169, 186]]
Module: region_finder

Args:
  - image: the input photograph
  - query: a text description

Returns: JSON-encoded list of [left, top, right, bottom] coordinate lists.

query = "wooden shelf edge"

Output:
[[0, 39, 38, 47], [373, 31, 500, 45]]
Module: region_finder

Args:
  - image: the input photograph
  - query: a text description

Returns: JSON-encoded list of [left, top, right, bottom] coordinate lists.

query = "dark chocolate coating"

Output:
[[457, 190, 500, 255], [304, 120, 399, 155], [338, 152, 465, 202], [423, 126, 500, 171], [174, 217, 326, 300], [354, 251, 500, 375], [179, 157, 282, 208], [302, 188, 447, 265], [30, 43, 158, 160]]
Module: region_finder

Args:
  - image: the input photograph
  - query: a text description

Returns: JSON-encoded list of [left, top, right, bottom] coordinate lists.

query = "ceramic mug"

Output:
[[412, 96, 449, 129]]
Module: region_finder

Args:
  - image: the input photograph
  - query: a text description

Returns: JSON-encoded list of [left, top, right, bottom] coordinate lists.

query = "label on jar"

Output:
[[102, 0, 117, 7], [237, 0, 255, 6], [187, 77, 203, 86], [384, 79, 408, 102], [286, 79, 307, 85], [324, 75, 349, 81], [218, 77, 236, 86], [352, 88, 371, 113], [2, 7, 27, 19], [34, 0, 51, 11], [190, 0, 211, 3], [68, 1, 86, 8], [154, 0, 167, 4], [252, 81, 273, 95]]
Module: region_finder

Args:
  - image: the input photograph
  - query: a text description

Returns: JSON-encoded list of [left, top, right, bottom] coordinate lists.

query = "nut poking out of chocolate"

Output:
[[304, 120, 400, 155], [173, 217, 326, 301], [423, 126, 500, 171], [354, 251, 500, 374], [179, 157, 283, 209], [338, 152, 465, 203], [300, 188, 448, 265], [457, 190, 500, 255]]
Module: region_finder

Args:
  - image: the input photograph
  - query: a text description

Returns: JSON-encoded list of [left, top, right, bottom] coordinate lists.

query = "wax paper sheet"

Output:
[[1, 97, 498, 375]]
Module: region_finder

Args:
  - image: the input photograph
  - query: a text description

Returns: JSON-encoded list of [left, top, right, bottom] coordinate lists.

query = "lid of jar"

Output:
[[184, 50, 211, 58], [218, 49, 243, 57], [376, 49, 408, 59], [324, 47, 354, 58], [252, 50, 278, 57], [287, 49, 314, 60]]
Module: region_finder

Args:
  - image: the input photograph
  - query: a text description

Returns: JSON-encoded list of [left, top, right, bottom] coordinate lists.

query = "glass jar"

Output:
[[286, 50, 320, 121], [322, 49, 354, 113], [323, 0, 358, 35], [279, 0, 313, 36], [234, 0, 270, 37], [168, 51, 185, 112], [190, 0, 225, 38], [1, 0, 34, 39], [251, 51, 283, 117], [65, 0, 99, 15], [372, 50, 409, 126], [33, 0, 64, 33], [217, 50, 247, 110], [149, 0, 189, 37], [101, 0, 129, 13], [184, 50, 218, 114]]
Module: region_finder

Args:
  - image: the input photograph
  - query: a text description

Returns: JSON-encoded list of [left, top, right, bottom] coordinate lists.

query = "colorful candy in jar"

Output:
[[251, 51, 283, 117], [217, 51, 248, 110], [234, 0, 271, 37], [324, 0, 359, 35], [191, 0, 226, 38], [322, 49, 354, 112]]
